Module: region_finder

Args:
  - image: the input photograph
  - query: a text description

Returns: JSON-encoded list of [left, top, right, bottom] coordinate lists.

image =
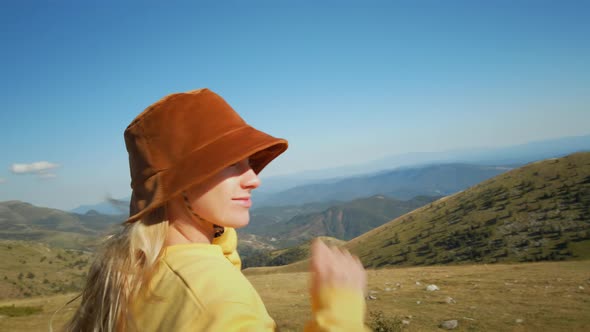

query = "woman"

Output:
[[66, 89, 368, 331]]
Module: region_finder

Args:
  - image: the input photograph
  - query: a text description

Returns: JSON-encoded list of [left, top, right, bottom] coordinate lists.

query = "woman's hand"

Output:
[[309, 238, 367, 296]]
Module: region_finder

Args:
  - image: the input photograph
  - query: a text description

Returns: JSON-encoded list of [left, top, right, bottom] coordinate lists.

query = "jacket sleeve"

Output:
[[214, 228, 369, 331], [196, 301, 277, 332], [304, 287, 371, 332], [195, 289, 369, 332]]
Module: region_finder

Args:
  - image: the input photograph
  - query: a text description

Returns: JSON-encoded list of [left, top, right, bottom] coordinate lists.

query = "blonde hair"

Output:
[[64, 207, 169, 332]]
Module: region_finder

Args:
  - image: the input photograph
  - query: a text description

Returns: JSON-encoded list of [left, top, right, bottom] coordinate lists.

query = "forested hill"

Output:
[[347, 152, 590, 267]]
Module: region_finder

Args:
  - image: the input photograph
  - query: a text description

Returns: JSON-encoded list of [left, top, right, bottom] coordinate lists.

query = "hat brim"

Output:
[[126, 125, 287, 223]]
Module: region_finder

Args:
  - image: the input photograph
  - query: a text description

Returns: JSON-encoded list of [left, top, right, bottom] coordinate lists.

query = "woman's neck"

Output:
[[164, 199, 215, 246], [165, 220, 214, 245]]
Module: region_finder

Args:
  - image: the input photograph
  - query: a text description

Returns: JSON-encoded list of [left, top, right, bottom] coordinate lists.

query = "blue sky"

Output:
[[1, 0, 589, 210]]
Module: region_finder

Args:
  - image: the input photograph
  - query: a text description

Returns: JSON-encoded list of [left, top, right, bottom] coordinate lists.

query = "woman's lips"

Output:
[[232, 197, 252, 208]]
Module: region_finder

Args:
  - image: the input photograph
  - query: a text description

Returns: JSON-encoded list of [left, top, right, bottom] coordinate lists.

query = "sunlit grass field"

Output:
[[1, 260, 588, 331]]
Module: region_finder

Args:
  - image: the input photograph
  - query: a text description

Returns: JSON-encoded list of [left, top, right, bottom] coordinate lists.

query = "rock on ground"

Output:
[[426, 284, 440, 291], [440, 320, 459, 330], [445, 296, 456, 304]]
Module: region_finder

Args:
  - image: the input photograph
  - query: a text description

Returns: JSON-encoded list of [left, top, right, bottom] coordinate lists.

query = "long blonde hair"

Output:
[[64, 207, 169, 332]]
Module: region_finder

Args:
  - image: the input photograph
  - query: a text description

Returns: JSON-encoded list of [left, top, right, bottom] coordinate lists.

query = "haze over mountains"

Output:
[[256, 163, 509, 207], [68, 163, 508, 216], [256, 134, 590, 193], [71, 134, 590, 214]]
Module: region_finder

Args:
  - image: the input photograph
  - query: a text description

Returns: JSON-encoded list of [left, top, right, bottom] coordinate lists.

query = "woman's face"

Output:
[[185, 158, 260, 229]]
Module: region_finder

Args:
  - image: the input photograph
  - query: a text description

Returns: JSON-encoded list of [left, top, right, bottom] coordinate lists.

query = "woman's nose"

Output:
[[242, 167, 261, 189]]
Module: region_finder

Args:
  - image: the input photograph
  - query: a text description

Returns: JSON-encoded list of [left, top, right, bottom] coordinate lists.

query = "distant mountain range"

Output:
[[70, 196, 130, 216], [257, 134, 590, 193], [71, 163, 507, 214], [70, 135, 590, 215], [257, 163, 511, 207], [71, 135, 590, 215], [0, 201, 124, 250], [246, 152, 590, 272]]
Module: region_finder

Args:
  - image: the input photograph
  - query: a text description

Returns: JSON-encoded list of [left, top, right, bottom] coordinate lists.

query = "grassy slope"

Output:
[[347, 152, 590, 268], [266, 236, 346, 266], [0, 241, 92, 299]]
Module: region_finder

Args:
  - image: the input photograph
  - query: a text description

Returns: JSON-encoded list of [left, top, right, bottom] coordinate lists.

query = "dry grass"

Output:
[[1, 261, 589, 331], [0, 293, 78, 332], [250, 260, 590, 331]]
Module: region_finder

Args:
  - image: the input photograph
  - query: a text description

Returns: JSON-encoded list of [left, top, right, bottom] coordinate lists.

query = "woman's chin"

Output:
[[232, 219, 250, 229], [221, 215, 250, 229]]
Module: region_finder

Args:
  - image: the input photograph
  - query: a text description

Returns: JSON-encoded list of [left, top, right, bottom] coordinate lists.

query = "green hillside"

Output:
[[347, 152, 590, 267], [246, 200, 342, 233], [247, 195, 438, 248], [269, 236, 345, 262], [245, 152, 590, 274], [241, 236, 345, 269], [0, 201, 123, 250], [0, 241, 92, 299]]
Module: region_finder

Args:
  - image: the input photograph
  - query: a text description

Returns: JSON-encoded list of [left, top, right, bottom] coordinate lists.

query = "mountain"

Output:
[[0, 201, 124, 250], [245, 200, 345, 233], [246, 195, 439, 248], [245, 152, 590, 273], [258, 163, 510, 207], [70, 196, 130, 215], [257, 134, 590, 194], [345, 152, 590, 267]]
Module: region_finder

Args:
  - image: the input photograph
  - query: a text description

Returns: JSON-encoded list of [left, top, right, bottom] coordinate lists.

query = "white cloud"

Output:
[[10, 161, 60, 179], [11, 161, 60, 174]]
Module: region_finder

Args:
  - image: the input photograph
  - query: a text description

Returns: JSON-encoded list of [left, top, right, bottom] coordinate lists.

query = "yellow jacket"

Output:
[[130, 228, 368, 331]]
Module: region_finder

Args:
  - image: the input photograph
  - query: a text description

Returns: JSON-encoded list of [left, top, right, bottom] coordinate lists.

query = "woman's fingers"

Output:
[[309, 238, 367, 293]]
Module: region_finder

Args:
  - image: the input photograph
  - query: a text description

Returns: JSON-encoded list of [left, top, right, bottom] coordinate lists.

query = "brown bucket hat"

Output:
[[124, 88, 288, 223]]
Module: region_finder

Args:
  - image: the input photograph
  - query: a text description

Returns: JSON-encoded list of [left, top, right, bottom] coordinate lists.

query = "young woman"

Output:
[[66, 89, 368, 331]]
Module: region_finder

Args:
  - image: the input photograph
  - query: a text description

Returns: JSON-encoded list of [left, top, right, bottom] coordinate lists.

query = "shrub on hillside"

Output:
[[368, 310, 403, 332], [0, 304, 43, 317]]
